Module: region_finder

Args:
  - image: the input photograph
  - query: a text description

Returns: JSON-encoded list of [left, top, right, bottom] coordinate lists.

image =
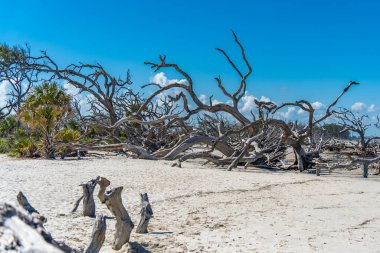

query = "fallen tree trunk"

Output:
[[227, 153, 264, 171], [0, 203, 64, 253], [103, 187, 134, 250], [17, 191, 47, 223], [152, 134, 188, 158], [76, 143, 156, 160], [172, 152, 223, 167], [164, 135, 235, 160], [136, 193, 153, 234], [351, 155, 380, 178]]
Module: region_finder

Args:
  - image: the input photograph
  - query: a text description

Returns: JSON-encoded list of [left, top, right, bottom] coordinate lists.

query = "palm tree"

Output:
[[18, 82, 72, 159]]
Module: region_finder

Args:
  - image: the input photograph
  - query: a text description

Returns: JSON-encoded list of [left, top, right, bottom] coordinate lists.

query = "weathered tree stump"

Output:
[[72, 177, 100, 217], [97, 177, 111, 203], [82, 177, 100, 217], [136, 193, 153, 234], [103, 187, 134, 250], [362, 163, 369, 178], [17, 191, 47, 223], [84, 215, 107, 253]]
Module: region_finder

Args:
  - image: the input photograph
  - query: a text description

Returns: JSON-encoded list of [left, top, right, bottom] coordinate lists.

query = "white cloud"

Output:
[[211, 99, 222, 105], [0, 81, 9, 108], [297, 101, 325, 115], [259, 96, 271, 103], [368, 104, 378, 112], [351, 102, 367, 111], [199, 94, 207, 104], [279, 107, 296, 119], [240, 92, 256, 113], [239, 93, 273, 113], [151, 72, 187, 86], [63, 82, 93, 114], [63, 82, 81, 96], [312, 101, 325, 110], [297, 108, 306, 115]]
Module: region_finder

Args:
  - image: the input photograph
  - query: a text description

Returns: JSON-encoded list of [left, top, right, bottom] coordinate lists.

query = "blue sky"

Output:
[[1, 0, 380, 129]]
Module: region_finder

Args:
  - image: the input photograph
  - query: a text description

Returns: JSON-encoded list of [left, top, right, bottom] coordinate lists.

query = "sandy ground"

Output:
[[0, 154, 380, 253]]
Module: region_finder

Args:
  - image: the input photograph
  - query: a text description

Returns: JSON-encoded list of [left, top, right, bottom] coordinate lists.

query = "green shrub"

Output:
[[0, 138, 10, 153]]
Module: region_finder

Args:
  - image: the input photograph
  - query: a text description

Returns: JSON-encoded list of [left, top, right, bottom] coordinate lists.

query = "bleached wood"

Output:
[[17, 191, 47, 223], [84, 215, 107, 253], [103, 187, 134, 250], [136, 193, 153, 234]]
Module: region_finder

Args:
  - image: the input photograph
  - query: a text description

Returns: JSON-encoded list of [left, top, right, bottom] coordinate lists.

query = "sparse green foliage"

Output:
[[18, 82, 72, 158]]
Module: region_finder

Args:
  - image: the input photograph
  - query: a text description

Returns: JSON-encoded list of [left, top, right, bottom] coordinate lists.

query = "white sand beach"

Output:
[[0, 154, 379, 253]]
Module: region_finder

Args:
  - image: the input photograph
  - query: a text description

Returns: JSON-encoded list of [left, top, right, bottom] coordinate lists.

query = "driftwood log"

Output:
[[136, 193, 153, 234], [76, 143, 156, 160], [1, 191, 109, 253], [84, 215, 107, 253], [164, 135, 235, 160], [17, 191, 47, 223], [351, 156, 380, 178], [102, 186, 135, 250], [0, 203, 64, 253]]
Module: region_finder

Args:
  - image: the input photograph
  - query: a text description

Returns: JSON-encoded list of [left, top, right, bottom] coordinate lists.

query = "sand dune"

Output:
[[0, 154, 379, 252]]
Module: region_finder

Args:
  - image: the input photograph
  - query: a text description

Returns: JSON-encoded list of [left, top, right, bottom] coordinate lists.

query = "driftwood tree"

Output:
[[335, 108, 380, 152], [133, 32, 358, 171], [259, 82, 359, 171], [18, 50, 134, 136]]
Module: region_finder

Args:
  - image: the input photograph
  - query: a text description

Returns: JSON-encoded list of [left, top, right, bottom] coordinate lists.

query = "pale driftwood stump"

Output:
[[104, 187, 134, 250], [84, 215, 107, 253], [136, 193, 153, 234], [82, 177, 100, 217], [72, 177, 100, 216], [17, 191, 47, 223], [97, 177, 111, 203]]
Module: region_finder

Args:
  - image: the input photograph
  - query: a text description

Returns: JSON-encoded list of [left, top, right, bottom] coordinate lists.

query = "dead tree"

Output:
[[351, 155, 380, 178], [136, 193, 153, 234], [136, 31, 358, 171], [335, 108, 380, 152], [18, 49, 135, 139]]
